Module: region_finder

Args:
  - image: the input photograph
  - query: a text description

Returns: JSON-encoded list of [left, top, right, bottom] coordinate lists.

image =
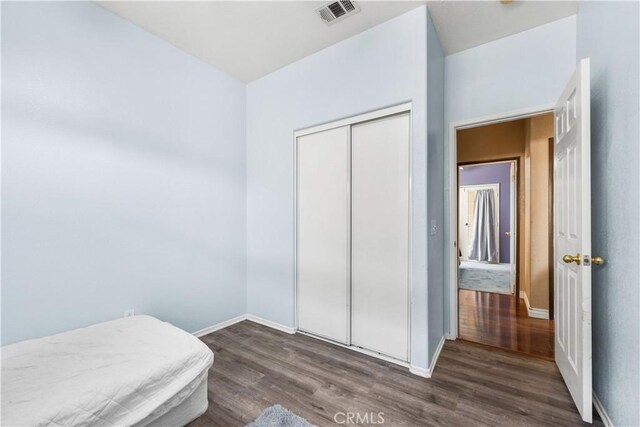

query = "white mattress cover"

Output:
[[1, 315, 214, 427], [135, 373, 208, 427]]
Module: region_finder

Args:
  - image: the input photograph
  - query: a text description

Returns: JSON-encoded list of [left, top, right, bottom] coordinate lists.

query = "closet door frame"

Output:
[[293, 102, 413, 366]]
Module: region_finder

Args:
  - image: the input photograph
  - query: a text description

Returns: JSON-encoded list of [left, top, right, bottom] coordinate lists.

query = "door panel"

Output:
[[296, 126, 350, 344], [351, 113, 410, 361], [554, 58, 592, 423]]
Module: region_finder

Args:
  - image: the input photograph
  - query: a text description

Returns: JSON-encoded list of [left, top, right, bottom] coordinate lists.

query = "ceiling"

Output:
[[98, 1, 422, 82], [428, 1, 578, 54], [98, 1, 579, 83]]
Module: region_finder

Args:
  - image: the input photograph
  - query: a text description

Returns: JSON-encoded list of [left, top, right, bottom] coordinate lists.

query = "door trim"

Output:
[[293, 102, 413, 367], [447, 104, 554, 339], [294, 102, 412, 138]]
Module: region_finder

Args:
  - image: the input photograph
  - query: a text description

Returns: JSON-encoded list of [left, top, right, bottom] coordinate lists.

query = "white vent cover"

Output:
[[316, 0, 361, 26]]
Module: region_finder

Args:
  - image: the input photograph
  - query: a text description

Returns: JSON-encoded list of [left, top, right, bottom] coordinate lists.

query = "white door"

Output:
[[351, 113, 410, 361], [509, 161, 517, 293], [296, 126, 350, 344], [554, 58, 592, 423]]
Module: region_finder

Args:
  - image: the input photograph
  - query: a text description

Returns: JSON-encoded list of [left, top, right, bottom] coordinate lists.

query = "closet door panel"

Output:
[[351, 114, 410, 360], [296, 126, 350, 343]]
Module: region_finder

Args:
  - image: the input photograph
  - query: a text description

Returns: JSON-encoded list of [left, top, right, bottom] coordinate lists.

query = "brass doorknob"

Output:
[[592, 256, 605, 265], [563, 253, 581, 265]]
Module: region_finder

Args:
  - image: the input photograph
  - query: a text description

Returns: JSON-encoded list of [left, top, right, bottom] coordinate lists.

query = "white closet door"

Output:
[[296, 126, 350, 343], [351, 113, 410, 360]]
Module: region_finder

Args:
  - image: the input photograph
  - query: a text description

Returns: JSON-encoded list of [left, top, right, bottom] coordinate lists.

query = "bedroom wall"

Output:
[[577, 2, 640, 424], [1, 2, 247, 344], [426, 9, 446, 364], [246, 7, 431, 369], [459, 163, 512, 264], [445, 15, 577, 335]]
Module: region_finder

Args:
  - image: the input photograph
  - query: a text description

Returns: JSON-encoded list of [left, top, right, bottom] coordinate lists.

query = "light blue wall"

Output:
[[577, 2, 640, 425], [426, 10, 445, 362], [445, 15, 577, 125], [443, 16, 577, 335], [246, 7, 431, 369], [1, 2, 247, 344]]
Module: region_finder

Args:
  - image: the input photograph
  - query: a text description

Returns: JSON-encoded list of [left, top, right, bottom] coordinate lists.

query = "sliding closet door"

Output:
[[351, 113, 410, 360], [296, 126, 350, 344]]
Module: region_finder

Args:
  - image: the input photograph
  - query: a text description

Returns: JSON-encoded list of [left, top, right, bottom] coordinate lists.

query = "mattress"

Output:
[[136, 374, 208, 427], [1, 315, 214, 427]]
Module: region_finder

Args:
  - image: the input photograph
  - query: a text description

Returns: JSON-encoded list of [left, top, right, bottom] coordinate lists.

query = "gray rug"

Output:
[[458, 261, 511, 295], [247, 405, 313, 427]]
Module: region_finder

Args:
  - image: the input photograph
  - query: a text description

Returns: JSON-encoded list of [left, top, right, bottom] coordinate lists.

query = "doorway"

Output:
[[458, 161, 516, 296], [452, 111, 555, 360], [446, 59, 594, 423]]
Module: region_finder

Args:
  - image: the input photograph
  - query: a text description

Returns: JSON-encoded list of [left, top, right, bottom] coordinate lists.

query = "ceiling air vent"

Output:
[[316, 0, 361, 26]]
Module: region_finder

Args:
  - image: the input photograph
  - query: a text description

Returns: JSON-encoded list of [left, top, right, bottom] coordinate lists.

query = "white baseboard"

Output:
[[192, 314, 247, 337], [519, 291, 550, 320], [593, 392, 613, 427], [246, 314, 296, 334], [410, 335, 446, 379], [409, 365, 429, 378], [193, 314, 296, 337]]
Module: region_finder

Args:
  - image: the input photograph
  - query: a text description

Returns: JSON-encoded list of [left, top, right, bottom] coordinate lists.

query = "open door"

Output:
[[554, 58, 592, 423]]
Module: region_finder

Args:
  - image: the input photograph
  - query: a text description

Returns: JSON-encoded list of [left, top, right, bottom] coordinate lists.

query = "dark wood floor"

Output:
[[458, 289, 555, 360], [189, 320, 600, 426]]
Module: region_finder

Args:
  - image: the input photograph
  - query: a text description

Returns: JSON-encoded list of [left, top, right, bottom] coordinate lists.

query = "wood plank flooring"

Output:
[[189, 320, 600, 426], [458, 289, 555, 360]]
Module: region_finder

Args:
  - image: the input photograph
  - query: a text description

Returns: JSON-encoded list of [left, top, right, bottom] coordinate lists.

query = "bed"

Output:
[[1, 315, 214, 427]]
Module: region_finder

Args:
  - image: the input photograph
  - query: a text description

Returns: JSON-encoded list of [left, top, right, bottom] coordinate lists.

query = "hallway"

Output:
[[458, 289, 554, 360]]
